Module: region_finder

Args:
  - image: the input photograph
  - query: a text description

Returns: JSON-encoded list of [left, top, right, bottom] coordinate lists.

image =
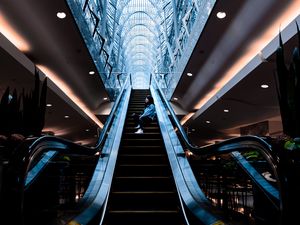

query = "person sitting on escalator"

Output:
[[132, 95, 156, 134]]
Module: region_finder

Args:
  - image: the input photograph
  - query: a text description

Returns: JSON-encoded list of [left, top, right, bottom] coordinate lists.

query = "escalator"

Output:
[[1, 77, 287, 225], [104, 90, 184, 225], [0, 78, 132, 225], [16, 87, 219, 225], [150, 75, 283, 225]]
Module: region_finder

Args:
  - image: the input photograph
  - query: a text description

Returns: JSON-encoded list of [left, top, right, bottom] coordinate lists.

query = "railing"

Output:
[[151, 74, 283, 224]]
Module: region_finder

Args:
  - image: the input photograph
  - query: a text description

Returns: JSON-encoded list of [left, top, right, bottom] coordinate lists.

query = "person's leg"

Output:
[[132, 113, 140, 128], [139, 116, 152, 130]]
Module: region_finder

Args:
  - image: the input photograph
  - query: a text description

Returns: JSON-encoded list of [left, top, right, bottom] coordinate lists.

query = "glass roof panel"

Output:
[[108, 0, 169, 89], [70, 0, 215, 90]]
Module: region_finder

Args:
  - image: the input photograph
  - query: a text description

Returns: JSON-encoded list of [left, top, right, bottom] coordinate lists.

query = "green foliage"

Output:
[[0, 68, 48, 137], [242, 150, 262, 160], [275, 22, 300, 138], [284, 138, 300, 150]]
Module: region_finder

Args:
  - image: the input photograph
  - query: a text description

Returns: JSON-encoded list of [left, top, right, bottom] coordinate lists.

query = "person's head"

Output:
[[145, 95, 154, 105]]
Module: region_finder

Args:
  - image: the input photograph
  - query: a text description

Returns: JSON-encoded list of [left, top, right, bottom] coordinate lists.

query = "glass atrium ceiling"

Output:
[[68, 0, 215, 92], [108, 0, 173, 89]]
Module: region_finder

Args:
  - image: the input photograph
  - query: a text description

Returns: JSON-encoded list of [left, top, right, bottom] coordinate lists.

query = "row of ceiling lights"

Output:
[[196, 82, 270, 125], [173, 82, 269, 102], [181, 10, 227, 127], [88, 70, 108, 100], [56, 10, 227, 20], [177, 81, 269, 126], [185, 12, 225, 84], [182, 6, 269, 126]]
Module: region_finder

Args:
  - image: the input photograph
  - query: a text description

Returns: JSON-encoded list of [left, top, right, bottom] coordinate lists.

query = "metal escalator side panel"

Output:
[[150, 85, 226, 225], [69, 87, 132, 225]]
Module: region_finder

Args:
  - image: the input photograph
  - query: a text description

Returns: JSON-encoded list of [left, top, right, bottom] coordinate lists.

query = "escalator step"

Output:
[[122, 133, 161, 139], [112, 177, 174, 192], [125, 119, 158, 124], [115, 164, 170, 176], [117, 154, 168, 164], [108, 192, 178, 211], [122, 138, 163, 146], [105, 211, 183, 225], [124, 127, 160, 132], [120, 146, 164, 154]]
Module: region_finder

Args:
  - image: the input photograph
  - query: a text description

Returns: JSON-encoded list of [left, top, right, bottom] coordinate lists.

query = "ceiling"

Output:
[[0, 0, 299, 146], [173, 0, 300, 111], [0, 0, 110, 145], [0, 42, 98, 146], [0, 0, 110, 111], [171, 0, 300, 145]]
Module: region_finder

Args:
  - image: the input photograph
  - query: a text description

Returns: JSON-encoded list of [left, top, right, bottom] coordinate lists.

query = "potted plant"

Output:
[[0, 68, 47, 159]]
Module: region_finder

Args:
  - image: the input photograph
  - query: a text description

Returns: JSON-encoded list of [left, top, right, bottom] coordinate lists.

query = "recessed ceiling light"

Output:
[[103, 97, 108, 100], [261, 84, 269, 89], [89, 71, 95, 75], [187, 73, 193, 77], [216, 12, 226, 19], [56, 12, 66, 19], [64, 115, 70, 119], [46, 103, 52, 107], [173, 97, 178, 101], [191, 128, 196, 132], [224, 109, 229, 113], [205, 120, 211, 124], [85, 129, 90, 132]]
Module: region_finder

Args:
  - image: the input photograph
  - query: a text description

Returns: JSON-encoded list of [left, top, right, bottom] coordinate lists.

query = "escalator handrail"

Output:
[[151, 74, 276, 159], [67, 84, 132, 225], [230, 151, 279, 204], [23, 137, 96, 190], [23, 79, 127, 183], [28, 76, 130, 154], [151, 75, 282, 208], [94, 77, 130, 149], [18, 77, 130, 221], [151, 85, 227, 225], [25, 76, 129, 177]]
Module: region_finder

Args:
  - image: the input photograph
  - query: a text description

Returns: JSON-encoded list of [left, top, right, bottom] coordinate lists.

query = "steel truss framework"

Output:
[[68, 0, 215, 95]]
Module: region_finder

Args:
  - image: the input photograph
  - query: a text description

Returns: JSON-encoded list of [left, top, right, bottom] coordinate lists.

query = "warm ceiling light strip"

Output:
[[180, 112, 195, 126], [181, 2, 300, 126], [42, 126, 73, 136], [0, 13, 103, 128], [37, 65, 104, 128], [0, 13, 30, 52]]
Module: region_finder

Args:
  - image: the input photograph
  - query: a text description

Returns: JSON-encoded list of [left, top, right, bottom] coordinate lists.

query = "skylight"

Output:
[[109, 0, 169, 89], [67, 0, 216, 91]]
